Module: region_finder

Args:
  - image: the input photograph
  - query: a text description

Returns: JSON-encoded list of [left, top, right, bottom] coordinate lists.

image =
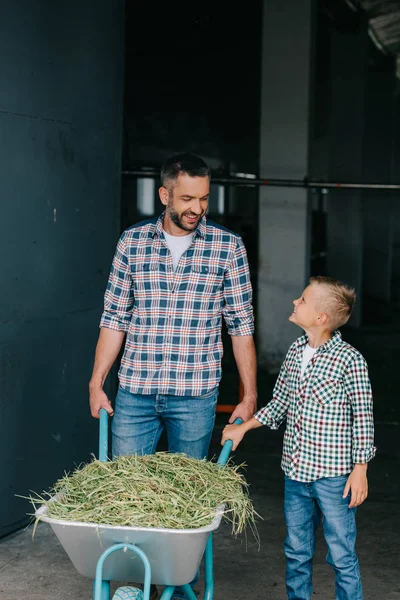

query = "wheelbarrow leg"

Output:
[[159, 585, 198, 600], [203, 534, 214, 600], [93, 579, 110, 600], [159, 533, 213, 600], [93, 543, 151, 600], [180, 584, 199, 599]]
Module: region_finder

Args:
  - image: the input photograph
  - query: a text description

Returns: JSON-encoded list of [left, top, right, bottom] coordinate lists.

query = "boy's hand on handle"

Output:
[[343, 464, 368, 508], [89, 386, 114, 419], [229, 394, 257, 423], [221, 424, 246, 451]]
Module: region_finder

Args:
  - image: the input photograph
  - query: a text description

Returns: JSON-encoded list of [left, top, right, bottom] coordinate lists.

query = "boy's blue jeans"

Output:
[[112, 385, 219, 599], [284, 475, 362, 600]]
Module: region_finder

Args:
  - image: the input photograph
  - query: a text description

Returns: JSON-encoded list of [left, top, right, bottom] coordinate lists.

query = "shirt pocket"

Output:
[[312, 377, 341, 405], [131, 261, 159, 273], [131, 262, 165, 294], [189, 265, 224, 294]]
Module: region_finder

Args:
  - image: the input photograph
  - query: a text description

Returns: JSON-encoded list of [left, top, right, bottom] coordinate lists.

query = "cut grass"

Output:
[[29, 452, 260, 541]]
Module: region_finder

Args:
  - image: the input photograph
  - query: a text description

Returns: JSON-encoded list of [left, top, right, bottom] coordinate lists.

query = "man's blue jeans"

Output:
[[112, 386, 218, 459], [112, 386, 219, 599], [284, 475, 362, 600]]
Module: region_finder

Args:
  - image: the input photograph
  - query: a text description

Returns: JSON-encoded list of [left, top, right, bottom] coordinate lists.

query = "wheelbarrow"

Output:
[[35, 409, 241, 600]]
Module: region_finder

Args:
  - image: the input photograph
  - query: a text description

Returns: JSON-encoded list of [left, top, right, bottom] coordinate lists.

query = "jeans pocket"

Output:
[[197, 386, 219, 400]]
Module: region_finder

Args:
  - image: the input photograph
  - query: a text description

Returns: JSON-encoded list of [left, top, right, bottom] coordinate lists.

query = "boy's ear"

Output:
[[317, 313, 329, 325]]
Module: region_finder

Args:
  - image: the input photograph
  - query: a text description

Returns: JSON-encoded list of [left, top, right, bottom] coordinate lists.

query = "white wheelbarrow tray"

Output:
[[35, 502, 224, 587]]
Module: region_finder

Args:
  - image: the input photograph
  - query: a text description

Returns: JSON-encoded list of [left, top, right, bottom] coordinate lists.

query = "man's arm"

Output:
[[222, 237, 256, 422], [230, 335, 257, 422], [89, 328, 126, 418], [90, 232, 134, 418]]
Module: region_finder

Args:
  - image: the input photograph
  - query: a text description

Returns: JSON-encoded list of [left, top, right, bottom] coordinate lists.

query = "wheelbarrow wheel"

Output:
[[112, 586, 144, 599]]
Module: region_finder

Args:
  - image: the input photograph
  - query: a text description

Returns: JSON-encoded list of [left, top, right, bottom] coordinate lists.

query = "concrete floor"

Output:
[[1, 323, 400, 599], [1, 419, 399, 600]]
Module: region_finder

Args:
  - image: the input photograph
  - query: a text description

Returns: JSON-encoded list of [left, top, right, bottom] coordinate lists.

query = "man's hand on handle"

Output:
[[89, 386, 114, 419], [228, 394, 257, 424], [89, 328, 125, 419]]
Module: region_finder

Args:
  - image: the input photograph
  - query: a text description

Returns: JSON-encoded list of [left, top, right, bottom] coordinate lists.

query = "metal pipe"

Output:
[[122, 170, 400, 191]]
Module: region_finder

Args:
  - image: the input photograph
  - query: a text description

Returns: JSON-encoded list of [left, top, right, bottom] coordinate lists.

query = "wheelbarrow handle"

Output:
[[99, 409, 242, 466], [217, 418, 243, 466], [99, 408, 109, 462]]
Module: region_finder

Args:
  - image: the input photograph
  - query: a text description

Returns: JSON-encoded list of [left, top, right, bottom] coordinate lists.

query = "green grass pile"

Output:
[[30, 452, 259, 538]]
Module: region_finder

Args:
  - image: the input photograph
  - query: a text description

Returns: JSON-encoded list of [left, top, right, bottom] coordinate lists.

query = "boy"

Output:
[[221, 276, 376, 600]]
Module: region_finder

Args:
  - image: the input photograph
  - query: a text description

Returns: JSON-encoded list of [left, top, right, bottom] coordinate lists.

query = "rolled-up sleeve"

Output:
[[344, 354, 376, 464], [254, 357, 291, 429], [99, 233, 133, 332], [222, 237, 254, 336]]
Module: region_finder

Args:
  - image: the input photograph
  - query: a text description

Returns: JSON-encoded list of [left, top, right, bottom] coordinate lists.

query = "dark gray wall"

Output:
[[0, 1, 125, 536]]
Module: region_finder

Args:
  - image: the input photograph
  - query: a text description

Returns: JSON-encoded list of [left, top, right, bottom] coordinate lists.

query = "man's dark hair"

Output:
[[160, 153, 211, 188]]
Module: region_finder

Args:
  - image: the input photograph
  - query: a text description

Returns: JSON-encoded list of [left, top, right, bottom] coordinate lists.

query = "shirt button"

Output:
[[205, 267, 209, 272]]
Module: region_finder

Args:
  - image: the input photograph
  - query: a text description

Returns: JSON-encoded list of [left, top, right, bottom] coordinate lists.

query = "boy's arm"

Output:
[[222, 417, 263, 450], [253, 354, 292, 429], [221, 352, 293, 449], [343, 354, 376, 507]]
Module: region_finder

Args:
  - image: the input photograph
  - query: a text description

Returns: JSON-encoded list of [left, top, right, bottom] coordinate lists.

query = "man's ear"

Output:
[[159, 186, 169, 207]]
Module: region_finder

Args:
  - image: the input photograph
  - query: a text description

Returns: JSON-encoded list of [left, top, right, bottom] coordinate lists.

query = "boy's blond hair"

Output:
[[309, 276, 356, 331]]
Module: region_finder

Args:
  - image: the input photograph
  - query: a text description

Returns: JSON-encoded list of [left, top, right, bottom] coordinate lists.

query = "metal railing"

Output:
[[123, 170, 400, 191]]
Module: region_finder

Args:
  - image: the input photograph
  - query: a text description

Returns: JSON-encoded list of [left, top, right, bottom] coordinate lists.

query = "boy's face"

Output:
[[289, 284, 324, 329]]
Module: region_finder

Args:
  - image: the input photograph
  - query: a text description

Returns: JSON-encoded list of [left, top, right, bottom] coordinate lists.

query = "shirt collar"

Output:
[[152, 211, 207, 240], [295, 330, 342, 353]]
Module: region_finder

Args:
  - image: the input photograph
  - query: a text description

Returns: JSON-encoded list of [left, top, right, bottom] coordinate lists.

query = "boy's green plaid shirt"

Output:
[[255, 331, 376, 482]]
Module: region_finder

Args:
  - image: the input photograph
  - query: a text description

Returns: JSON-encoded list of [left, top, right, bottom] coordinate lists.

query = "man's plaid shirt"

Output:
[[100, 213, 254, 396], [254, 331, 376, 482]]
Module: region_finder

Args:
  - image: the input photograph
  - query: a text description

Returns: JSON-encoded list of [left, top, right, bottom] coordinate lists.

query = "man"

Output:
[[89, 152, 257, 450], [89, 152, 257, 599]]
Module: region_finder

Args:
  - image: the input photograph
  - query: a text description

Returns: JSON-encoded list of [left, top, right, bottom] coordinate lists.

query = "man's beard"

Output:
[[167, 204, 203, 232]]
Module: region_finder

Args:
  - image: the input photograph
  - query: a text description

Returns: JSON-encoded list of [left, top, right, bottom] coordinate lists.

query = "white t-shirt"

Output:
[[301, 344, 318, 377], [163, 230, 194, 270]]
